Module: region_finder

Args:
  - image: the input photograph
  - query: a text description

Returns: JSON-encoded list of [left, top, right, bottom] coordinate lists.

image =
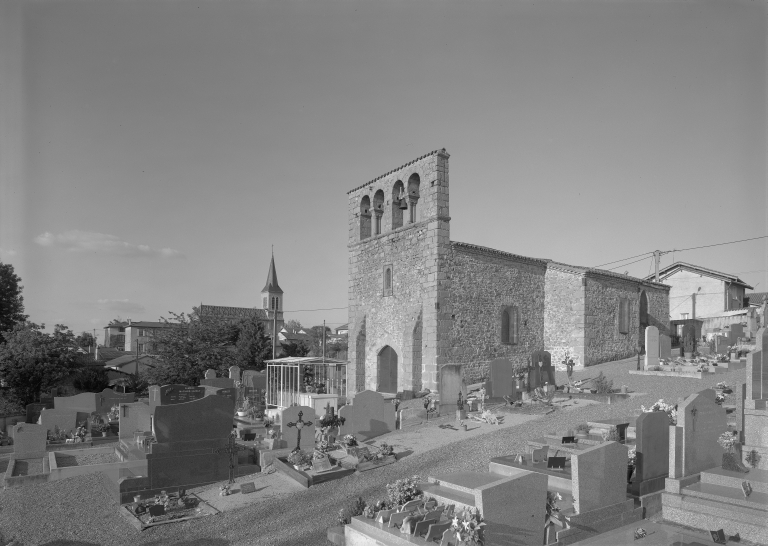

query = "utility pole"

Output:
[[135, 338, 139, 381], [322, 320, 326, 364]]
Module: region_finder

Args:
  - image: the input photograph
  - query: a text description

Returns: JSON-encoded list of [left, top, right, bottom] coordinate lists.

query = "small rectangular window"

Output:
[[618, 297, 630, 334], [122, 406, 128, 418]]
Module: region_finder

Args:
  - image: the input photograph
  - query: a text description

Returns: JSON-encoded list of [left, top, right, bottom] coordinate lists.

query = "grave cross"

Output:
[[214, 433, 249, 484], [287, 410, 313, 453]]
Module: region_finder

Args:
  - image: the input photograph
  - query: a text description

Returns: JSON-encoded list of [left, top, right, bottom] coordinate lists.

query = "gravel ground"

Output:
[[0, 357, 746, 546], [10, 459, 44, 477], [54, 451, 121, 468]]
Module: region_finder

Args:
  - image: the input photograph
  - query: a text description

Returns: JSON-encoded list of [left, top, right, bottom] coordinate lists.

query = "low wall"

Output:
[[4, 456, 50, 488], [48, 446, 145, 482]]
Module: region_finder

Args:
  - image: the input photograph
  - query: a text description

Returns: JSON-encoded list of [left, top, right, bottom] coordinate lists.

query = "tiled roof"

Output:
[[643, 262, 753, 289], [747, 292, 768, 305], [199, 305, 269, 320], [347, 149, 447, 195], [452, 242, 549, 266], [105, 354, 159, 368], [95, 347, 132, 361]]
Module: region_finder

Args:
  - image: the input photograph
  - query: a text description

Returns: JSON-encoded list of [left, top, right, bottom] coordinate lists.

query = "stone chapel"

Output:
[[347, 149, 670, 397]]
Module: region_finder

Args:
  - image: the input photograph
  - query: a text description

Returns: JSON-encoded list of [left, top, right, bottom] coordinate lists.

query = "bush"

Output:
[[593, 372, 613, 394], [601, 426, 620, 442], [72, 368, 110, 392], [0, 393, 24, 416]]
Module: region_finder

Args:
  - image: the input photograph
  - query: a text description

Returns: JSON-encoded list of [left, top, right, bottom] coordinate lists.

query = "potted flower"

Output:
[[627, 446, 636, 483], [236, 398, 251, 418], [718, 431, 747, 472], [342, 434, 358, 456], [96, 422, 110, 437]]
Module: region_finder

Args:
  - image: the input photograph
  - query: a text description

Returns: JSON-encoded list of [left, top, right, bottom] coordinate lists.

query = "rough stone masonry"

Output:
[[347, 149, 669, 396]]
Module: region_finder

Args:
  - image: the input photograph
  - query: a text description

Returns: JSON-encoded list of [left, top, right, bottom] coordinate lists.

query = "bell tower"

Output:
[[261, 251, 283, 314]]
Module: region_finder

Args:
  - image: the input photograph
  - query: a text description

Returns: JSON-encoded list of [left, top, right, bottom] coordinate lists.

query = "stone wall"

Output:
[[442, 243, 547, 383], [584, 274, 669, 366], [347, 150, 450, 394], [544, 265, 585, 369]]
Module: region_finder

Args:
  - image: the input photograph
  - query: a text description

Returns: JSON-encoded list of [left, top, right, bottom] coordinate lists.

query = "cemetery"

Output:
[[0, 338, 766, 544]]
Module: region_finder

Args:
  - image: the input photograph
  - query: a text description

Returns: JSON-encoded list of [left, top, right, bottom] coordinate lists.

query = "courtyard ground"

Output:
[[0, 356, 747, 546]]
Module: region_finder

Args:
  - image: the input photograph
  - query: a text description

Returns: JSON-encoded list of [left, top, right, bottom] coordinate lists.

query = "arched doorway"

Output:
[[639, 291, 649, 352], [377, 346, 398, 393]]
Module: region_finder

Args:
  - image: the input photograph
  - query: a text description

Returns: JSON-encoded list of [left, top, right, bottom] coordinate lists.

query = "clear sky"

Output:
[[0, 0, 765, 342]]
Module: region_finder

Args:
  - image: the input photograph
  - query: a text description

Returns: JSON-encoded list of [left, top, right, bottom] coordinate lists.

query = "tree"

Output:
[[75, 332, 96, 351], [0, 263, 27, 340], [308, 325, 332, 357], [280, 341, 311, 358], [147, 311, 239, 386], [0, 322, 79, 405], [234, 315, 273, 371], [72, 367, 110, 392], [284, 319, 303, 332]]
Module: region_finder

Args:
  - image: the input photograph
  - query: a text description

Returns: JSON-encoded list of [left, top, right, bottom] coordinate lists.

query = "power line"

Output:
[[594, 252, 654, 268], [594, 235, 768, 270], [605, 256, 652, 271]]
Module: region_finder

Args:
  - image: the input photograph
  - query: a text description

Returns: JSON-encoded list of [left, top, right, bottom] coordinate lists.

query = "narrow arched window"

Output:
[[618, 297, 630, 334], [501, 306, 520, 345], [383, 264, 393, 296], [360, 195, 372, 240], [501, 309, 510, 344], [407, 173, 420, 223], [373, 190, 384, 235], [392, 182, 405, 230]]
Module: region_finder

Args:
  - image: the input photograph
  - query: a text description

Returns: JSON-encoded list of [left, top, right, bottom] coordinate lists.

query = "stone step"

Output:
[[662, 492, 768, 545], [420, 483, 476, 510], [700, 466, 768, 494], [682, 481, 768, 511], [426, 471, 507, 495], [663, 491, 766, 525]]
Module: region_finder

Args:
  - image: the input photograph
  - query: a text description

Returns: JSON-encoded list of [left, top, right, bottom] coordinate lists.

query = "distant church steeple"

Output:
[[261, 250, 283, 312]]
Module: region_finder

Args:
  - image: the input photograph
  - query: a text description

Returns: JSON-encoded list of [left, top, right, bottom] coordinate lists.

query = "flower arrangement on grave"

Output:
[[716, 382, 733, 394], [337, 497, 368, 526], [95, 421, 110, 434], [378, 442, 394, 458], [627, 446, 637, 467], [108, 405, 120, 422], [718, 430, 748, 473], [450, 507, 486, 546], [601, 426, 620, 443], [317, 439, 332, 453], [287, 449, 313, 469], [392, 398, 401, 412], [640, 399, 678, 425], [546, 491, 562, 519], [319, 413, 345, 436], [715, 392, 727, 405], [385, 475, 421, 507], [267, 428, 277, 439], [74, 421, 87, 442], [634, 528, 647, 540], [576, 423, 591, 435], [342, 434, 357, 447], [219, 484, 230, 496]]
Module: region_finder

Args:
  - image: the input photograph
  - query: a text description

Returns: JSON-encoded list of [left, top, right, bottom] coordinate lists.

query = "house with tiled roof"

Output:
[[747, 292, 768, 307], [642, 262, 753, 319], [104, 353, 159, 375]]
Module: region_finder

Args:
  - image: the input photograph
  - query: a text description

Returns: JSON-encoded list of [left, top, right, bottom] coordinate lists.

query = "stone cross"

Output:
[[214, 433, 248, 484], [287, 410, 313, 453]]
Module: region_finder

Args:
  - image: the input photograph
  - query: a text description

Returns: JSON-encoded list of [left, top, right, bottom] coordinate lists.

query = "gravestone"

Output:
[[571, 441, 627, 514], [659, 333, 672, 359], [747, 309, 758, 336], [39, 408, 79, 434], [229, 365, 241, 382], [438, 364, 466, 413], [149, 384, 206, 409], [671, 389, 727, 478], [242, 370, 267, 397], [743, 328, 767, 469], [25, 402, 53, 424], [115, 395, 237, 502], [682, 322, 697, 353], [488, 358, 515, 399], [240, 482, 256, 494], [528, 350, 556, 389], [12, 423, 47, 458], [199, 370, 235, 389], [54, 389, 135, 416], [644, 326, 659, 369], [280, 405, 316, 451], [727, 324, 744, 345], [630, 411, 669, 496], [214, 387, 238, 405], [118, 400, 153, 441], [338, 390, 397, 442]]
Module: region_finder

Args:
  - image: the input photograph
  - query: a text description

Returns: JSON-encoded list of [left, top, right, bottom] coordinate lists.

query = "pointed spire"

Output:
[[262, 253, 283, 294]]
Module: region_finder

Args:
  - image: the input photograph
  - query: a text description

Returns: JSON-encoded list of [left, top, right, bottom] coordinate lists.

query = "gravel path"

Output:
[[0, 357, 746, 546], [54, 451, 121, 468]]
